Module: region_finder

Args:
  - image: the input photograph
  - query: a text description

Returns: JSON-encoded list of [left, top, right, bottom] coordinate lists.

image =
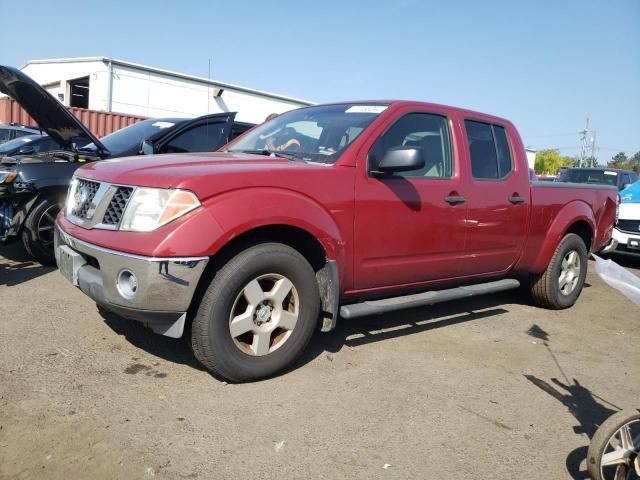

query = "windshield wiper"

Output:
[[231, 149, 301, 161]]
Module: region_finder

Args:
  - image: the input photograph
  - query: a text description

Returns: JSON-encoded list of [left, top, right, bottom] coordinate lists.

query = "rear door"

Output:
[[460, 120, 529, 275], [352, 108, 468, 290], [155, 113, 236, 154]]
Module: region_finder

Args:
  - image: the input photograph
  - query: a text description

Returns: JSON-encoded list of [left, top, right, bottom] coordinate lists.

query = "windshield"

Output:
[[0, 135, 43, 154], [81, 118, 183, 155], [559, 169, 619, 186], [227, 103, 388, 163]]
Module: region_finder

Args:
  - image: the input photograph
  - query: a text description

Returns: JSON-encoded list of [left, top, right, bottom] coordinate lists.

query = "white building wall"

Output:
[[21, 61, 106, 109], [110, 64, 305, 123], [19, 58, 312, 124]]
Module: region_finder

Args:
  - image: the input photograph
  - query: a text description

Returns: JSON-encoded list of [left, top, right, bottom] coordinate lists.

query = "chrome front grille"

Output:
[[617, 219, 640, 233], [102, 187, 134, 226], [66, 177, 135, 230], [71, 179, 100, 219]]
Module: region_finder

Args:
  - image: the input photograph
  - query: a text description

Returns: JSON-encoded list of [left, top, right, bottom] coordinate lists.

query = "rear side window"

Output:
[[465, 120, 513, 180]]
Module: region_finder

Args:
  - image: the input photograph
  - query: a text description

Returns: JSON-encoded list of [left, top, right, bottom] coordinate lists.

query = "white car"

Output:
[[611, 197, 640, 256]]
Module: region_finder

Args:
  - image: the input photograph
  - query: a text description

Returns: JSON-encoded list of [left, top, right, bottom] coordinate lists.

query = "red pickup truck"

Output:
[[54, 101, 618, 382]]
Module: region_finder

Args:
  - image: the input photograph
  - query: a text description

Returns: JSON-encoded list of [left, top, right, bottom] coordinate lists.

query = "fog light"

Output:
[[116, 270, 138, 299]]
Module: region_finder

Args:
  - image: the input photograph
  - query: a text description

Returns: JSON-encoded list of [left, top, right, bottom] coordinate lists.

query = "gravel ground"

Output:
[[1, 243, 639, 480]]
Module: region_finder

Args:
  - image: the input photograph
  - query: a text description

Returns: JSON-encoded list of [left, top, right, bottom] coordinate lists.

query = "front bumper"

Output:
[[611, 227, 640, 256], [54, 226, 209, 337]]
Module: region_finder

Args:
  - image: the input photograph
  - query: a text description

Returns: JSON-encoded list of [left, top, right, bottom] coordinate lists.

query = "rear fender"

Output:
[[529, 200, 595, 273]]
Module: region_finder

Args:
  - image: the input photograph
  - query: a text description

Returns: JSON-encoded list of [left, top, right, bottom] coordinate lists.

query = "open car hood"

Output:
[[0, 65, 108, 154]]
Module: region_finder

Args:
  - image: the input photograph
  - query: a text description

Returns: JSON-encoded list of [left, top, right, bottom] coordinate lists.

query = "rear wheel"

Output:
[[21, 195, 63, 265], [530, 233, 588, 309], [191, 243, 320, 382]]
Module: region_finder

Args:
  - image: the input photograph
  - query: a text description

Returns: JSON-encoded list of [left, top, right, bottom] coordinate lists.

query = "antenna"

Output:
[[207, 58, 211, 114]]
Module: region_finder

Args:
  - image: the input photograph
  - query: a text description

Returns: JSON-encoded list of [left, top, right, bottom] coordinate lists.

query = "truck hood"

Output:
[[0, 65, 108, 153], [75, 152, 333, 197]]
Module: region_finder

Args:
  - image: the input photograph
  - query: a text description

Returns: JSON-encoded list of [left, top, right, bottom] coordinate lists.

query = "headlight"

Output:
[[119, 187, 200, 232], [0, 171, 17, 184]]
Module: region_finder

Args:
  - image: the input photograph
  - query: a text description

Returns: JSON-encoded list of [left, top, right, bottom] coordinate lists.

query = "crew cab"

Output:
[[54, 101, 618, 382], [0, 65, 252, 264]]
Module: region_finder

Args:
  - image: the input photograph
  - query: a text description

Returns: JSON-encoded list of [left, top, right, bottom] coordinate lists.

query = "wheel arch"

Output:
[[188, 223, 341, 333], [529, 201, 596, 274]]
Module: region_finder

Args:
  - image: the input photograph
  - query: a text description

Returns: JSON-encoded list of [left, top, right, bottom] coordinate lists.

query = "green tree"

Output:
[[630, 151, 640, 174], [608, 152, 630, 170], [534, 149, 576, 175]]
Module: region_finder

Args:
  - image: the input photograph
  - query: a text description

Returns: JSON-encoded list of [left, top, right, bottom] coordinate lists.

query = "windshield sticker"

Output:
[[21, 138, 33, 143], [345, 105, 388, 114], [604, 171, 617, 176], [152, 121, 175, 129]]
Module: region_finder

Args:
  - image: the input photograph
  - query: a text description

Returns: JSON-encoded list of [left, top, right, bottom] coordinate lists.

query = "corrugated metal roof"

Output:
[[22, 57, 315, 106]]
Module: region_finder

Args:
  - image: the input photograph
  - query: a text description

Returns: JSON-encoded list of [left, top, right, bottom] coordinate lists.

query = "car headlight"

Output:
[[119, 187, 200, 232], [0, 171, 17, 184]]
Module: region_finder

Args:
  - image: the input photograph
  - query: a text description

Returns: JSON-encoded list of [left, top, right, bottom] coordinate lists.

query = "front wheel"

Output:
[[530, 233, 588, 309], [191, 243, 320, 383], [587, 409, 640, 480], [21, 195, 64, 265]]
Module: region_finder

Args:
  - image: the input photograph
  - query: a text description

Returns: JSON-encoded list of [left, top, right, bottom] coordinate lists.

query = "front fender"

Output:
[[529, 200, 595, 273], [200, 187, 346, 265]]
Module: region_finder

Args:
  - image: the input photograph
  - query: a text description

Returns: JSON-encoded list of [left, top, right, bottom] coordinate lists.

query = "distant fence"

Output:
[[0, 97, 146, 138]]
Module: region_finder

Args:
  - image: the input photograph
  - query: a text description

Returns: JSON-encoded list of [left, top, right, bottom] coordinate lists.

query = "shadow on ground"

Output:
[[97, 288, 528, 382], [98, 306, 206, 372], [523, 324, 620, 480], [0, 242, 54, 287]]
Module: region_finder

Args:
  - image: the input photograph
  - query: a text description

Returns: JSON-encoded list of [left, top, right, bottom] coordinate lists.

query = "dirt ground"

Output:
[[1, 243, 639, 480]]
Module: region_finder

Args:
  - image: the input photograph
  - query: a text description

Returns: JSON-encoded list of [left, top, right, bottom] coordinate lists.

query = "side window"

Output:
[[161, 123, 225, 153], [465, 120, 513, 180], [13, 130, 32, 139], [369, 112, 452, 178], [0, 128, 11, 144]]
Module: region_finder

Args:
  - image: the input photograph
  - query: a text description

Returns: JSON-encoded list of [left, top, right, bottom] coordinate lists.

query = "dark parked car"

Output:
[[0, 134, 60, 159], [0, 123, 41, 144], [0, 65, 254, 263], [558, 167, 638, 191]]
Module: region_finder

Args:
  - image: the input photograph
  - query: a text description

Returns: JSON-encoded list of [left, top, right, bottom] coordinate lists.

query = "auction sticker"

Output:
[[346, 105, 388, 114]]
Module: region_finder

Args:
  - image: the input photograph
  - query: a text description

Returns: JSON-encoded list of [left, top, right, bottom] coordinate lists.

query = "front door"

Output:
[[156, 113, 236, 153], [353, 110, 468, 291]]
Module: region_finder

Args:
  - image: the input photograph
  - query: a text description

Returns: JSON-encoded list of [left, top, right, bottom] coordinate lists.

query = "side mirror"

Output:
[[372, 146, 425, 176], [621, 183, 631, 190], [141, 139, 155, 155]]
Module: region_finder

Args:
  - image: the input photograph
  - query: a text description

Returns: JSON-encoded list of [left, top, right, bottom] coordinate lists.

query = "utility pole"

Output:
[[578, 117, 589, 168], [589, 131, 597, 167]]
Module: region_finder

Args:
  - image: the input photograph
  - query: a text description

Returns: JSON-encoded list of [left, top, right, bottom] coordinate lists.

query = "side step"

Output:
[[339, 279, 520, 319]]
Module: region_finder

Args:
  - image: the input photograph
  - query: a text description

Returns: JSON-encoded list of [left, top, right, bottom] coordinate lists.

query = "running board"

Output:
[[339, 279, 521, 319]]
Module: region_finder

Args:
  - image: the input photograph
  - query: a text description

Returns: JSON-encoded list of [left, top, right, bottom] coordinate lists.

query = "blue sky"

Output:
[[1, 0, 638, 160]]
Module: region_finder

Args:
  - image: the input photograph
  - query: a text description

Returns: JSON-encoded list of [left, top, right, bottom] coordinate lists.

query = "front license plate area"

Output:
[[58, 245, 87, 286], [628, 238, 640, 250]]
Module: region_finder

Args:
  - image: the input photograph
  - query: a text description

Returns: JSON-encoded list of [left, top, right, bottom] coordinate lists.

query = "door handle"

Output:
[[509, 195, 526, 204], [444, 195, 466, 205]]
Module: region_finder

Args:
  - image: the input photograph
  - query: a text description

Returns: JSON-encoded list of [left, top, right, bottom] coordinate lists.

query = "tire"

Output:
[[21, 195, 63, 265], [530, 233, 588, 309], [191, 242, 320, 383], [587, 409, 640, 480]]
